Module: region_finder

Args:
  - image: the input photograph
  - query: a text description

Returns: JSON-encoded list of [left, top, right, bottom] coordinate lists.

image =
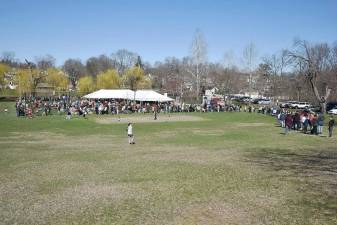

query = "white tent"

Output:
[[134, 90, 174, 102], [83, 89, 134, 100], [83, 89, 174, 102]]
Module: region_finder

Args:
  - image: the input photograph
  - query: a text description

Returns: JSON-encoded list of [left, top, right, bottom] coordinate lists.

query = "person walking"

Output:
[[127, 123, 135, 144], [328, 116, 335, 138]]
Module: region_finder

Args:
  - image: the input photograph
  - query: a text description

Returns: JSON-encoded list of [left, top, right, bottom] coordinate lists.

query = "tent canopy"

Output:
[[134, 90, 173, 102], [83, 89, 174, 102], [83, 89, 134, 100]]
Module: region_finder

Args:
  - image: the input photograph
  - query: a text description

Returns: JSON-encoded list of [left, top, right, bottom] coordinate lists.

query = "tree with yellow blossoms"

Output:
[[46, 68, 69, 92], [78, 76, 95, 94], [15, 69, 32, 96], [0, 63, 10, 91], [96, 69, 120, 89], [122, 66, 151, 91]]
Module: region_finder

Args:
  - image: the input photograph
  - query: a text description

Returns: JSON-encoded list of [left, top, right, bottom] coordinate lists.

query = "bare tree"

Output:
[[63, 59, 86, 89], [97, 54, 115, 72], [242, 42, 257, 98], [1, 51, 16, 65], [35, 54, 56, 70], [223, 50, 235, 69], [186, 29, 208, 101], [112, 49, 138, 75], [261, 50, 291, 98], [86, 57, 101, 77], [288, 40, 336, 113], [85, 54, 116, 77]]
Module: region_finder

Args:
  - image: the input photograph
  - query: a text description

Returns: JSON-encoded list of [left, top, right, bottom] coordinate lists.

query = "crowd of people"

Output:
[[277, 110, 335, 137], [12, 96, 335, 138], [14, 95, 244, 118]]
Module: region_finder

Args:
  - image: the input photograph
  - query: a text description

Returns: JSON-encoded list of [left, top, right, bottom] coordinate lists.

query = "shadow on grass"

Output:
[[244, 148, 337, 217]]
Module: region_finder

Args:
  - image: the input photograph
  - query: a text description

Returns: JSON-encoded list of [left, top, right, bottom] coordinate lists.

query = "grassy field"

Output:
[[0, 102, 337, 225]]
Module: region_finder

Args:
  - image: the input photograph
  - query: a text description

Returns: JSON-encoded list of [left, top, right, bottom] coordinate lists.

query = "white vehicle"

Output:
[[290, 102, 311, 109], [258, 99, 271, 105], [280, 101, 298, 108], [288, 101, 299, 108], [328, 107, 337, 115]]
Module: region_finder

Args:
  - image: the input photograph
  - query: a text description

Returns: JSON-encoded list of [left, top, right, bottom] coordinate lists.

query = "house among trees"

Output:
[[35, 83, 55, 96]]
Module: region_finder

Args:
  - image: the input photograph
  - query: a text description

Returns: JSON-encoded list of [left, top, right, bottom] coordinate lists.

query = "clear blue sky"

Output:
[[1, 0, 336, 66]]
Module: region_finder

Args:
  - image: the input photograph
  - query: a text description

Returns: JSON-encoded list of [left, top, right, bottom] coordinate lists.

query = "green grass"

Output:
[[0, 101, 337, 224]]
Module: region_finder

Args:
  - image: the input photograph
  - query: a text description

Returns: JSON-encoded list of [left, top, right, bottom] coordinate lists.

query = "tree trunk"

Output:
[[321, 102, 327, 114], [308, 75, 331, 114]]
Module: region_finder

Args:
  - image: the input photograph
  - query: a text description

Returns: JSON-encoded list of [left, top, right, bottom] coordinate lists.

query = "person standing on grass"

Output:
[[285, 112, 293, 135], [317, 113, 324, 135], [66, 108, 72, 120], [154, 104, 158, 120], [302, 114, 309, 134], [328, 116, 335, 138], [311, 114, 318, 135], [280, 111, 286, 128], [294, 112, 301, 131], [127, 123, 135, 144]]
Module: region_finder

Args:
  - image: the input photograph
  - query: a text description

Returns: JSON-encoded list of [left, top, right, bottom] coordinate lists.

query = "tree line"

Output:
[[0, 49, 151, 96], [0, 31, 336, 112]]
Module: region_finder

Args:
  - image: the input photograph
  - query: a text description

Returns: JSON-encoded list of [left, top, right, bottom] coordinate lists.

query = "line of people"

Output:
[[278, 111, 335, 137]]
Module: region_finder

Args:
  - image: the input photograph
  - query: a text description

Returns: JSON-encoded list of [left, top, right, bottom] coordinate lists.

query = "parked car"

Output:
[[328, 107, 337, 115], [280, 101, 298, 108], [327, 102, 337, 111], [252, 98, 271, 105], [252, 98, 263, 104], [288, 101, 300, 108], [258, 99, 271, 105], [294, 102, 312, 109], [307, 106, 321, 113], [239, 96, 252, 103]]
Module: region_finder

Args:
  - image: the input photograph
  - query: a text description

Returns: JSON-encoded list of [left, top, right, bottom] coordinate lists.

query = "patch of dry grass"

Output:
[[95, 114, 205, 124], [1, 112, 337, 224]]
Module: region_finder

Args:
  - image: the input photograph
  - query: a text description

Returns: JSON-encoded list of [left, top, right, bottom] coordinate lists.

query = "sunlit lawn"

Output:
[[0, 101, 336, 225]]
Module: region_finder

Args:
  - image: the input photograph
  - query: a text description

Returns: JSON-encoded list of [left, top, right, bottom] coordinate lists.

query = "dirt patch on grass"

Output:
[[95, 114, 205, 124]]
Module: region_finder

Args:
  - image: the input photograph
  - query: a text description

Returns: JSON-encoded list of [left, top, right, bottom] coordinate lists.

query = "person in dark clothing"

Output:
[[44, 104, 48, 116], [95, 101, 99, 115], [154, 110, 157, 120], [328, 117, 335, 138], [285, 113, 293, 135], [294, 112, 301, 130], [311, 115, 318, 135]]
